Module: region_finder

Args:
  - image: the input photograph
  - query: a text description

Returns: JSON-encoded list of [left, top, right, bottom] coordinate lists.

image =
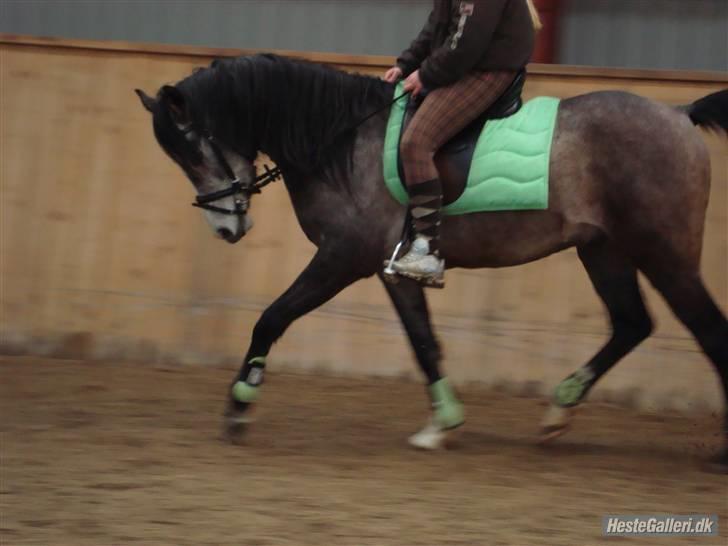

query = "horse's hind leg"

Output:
[[541, 241, 653, 440], [380, 274, 464, 449], [639, 264, 728, 471]]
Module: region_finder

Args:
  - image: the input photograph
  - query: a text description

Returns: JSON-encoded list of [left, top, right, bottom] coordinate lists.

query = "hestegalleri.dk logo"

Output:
[[602, 514, 718, 536]]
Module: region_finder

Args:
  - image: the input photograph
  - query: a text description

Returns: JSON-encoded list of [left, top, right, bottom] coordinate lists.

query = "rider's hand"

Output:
[[403, 70, 424, 97], [383, 66, 403, 83]]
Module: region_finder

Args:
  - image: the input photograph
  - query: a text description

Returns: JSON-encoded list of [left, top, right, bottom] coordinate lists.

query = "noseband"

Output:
[[191, 134, 282, 216]]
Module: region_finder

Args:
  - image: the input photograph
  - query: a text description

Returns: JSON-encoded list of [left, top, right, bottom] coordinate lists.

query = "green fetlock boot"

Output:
[[408, 378, 465, 450]]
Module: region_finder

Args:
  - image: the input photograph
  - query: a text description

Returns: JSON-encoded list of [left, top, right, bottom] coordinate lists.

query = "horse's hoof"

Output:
[[222, 412, 255, 444], [702, 451, 728, 474], [408, 419, 461, 450], [539, 423, 571, 444], [539, 404, 573, 444]]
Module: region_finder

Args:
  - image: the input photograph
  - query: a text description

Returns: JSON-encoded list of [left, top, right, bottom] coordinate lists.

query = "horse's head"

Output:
[[135, 85, 257, 244]]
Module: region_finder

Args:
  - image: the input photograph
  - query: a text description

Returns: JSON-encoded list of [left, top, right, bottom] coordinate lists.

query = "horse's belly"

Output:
[[440, 209, 578, 268]]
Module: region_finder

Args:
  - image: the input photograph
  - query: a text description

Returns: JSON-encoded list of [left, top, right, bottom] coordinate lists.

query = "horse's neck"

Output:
[[255, 82, 391, 179]]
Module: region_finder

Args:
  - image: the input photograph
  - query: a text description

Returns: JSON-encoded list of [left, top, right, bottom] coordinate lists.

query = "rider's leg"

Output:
[[394, 70, 517, 283]]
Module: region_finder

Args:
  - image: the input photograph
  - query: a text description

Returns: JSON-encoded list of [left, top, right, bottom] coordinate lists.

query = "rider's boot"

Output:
[[392, 178, 445, 288]]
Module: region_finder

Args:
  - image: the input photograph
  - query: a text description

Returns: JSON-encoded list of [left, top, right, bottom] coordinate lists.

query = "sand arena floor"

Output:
[[1, 356, 726, 545]]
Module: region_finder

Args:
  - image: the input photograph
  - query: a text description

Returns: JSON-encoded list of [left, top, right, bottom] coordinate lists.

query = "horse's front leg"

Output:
[[380, 274, 464, 449], [224, 247, 365, 441]]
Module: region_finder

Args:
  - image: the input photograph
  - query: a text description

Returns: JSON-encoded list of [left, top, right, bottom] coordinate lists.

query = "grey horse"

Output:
[[136, 54, 728, 470]]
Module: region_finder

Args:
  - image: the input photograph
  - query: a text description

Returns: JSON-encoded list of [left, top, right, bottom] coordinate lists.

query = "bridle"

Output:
[[188, 88, 408, 217], [191, 133, 282, 216]]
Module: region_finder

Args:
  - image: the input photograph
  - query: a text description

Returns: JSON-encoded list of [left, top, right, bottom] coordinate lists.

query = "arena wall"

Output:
[[2, 35, 726, 413]]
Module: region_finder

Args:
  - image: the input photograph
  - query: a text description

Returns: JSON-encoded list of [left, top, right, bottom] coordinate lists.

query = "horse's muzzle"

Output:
[[217, 227, 241, 243], [217, 216, 253, 244]]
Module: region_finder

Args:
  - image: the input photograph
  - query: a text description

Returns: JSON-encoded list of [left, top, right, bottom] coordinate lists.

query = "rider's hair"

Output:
[[525, 0, 543, 30]]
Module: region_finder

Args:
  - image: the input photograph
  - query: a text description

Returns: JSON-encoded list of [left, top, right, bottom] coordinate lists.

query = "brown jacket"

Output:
[[396, 0, 535, 88]]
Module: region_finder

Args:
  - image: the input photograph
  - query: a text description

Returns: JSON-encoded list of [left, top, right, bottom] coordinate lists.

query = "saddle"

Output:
[[397, 70, 527, 205]]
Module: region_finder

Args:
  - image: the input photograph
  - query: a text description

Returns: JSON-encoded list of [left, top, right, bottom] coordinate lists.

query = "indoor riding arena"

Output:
[[1, 1, 727, 545]]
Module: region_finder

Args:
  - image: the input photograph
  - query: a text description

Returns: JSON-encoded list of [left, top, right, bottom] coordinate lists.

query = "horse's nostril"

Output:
[[217, 227, 233, 240]]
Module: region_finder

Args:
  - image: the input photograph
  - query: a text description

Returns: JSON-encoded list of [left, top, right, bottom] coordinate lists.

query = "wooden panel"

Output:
[[1, 38, 726, 413], [3, 33, 728, 82]]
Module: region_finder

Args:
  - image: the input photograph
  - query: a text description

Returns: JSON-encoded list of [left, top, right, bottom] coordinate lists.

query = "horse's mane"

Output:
[[174, 53, 394, 178]]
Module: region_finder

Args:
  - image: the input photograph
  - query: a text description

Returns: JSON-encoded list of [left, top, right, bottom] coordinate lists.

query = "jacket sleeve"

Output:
[[396, 9, 437, 77], [420, 0, 508, 88]]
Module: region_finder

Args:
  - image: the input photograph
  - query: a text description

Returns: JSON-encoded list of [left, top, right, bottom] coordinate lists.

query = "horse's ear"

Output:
[[159, 85, 190, 127], [135, 89, 156, 113]]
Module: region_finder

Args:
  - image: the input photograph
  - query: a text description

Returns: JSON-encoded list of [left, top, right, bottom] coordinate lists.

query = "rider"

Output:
[[384, 0, 540, 286]]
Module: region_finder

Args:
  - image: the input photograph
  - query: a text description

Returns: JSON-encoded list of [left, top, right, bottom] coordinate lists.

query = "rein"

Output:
[[192, 88, 410, 216]]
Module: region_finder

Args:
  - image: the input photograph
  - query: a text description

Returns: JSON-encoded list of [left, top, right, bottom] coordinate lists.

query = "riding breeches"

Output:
[[400, 70, 516, 249]]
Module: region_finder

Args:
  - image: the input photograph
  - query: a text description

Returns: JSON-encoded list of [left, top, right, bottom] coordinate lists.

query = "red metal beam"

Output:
[[532, 0, 562, 64]]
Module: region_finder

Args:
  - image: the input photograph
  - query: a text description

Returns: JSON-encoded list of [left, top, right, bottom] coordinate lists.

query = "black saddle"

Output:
[[398, 69, 527, 205]]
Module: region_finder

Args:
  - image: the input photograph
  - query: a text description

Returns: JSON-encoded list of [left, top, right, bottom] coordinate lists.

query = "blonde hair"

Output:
[[525, 0, 543, 30]]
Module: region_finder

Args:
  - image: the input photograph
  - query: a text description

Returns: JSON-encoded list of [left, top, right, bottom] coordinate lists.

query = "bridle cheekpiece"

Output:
[[191, 132, 282, 216]]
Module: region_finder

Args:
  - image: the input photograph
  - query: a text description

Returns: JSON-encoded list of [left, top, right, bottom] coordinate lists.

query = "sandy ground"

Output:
[[1, 356, 726, 545]]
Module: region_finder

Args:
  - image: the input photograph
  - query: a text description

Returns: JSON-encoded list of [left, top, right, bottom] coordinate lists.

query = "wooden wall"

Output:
[[1, 36, 726, 413]]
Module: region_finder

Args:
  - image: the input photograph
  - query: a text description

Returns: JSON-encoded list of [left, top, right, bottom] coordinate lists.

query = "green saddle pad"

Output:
[[383, 83, 560, 215]]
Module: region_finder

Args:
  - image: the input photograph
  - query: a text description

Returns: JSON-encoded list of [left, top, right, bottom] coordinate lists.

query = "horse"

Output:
[[136, 53, 728, 470]]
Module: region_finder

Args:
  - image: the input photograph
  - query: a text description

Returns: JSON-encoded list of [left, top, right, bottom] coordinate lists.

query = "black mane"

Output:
[[173, 53, 394, 177]]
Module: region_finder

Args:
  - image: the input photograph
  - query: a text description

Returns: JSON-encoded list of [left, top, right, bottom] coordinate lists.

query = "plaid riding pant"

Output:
[[400, 70, 517, 250], [401, 69, 517, 185]]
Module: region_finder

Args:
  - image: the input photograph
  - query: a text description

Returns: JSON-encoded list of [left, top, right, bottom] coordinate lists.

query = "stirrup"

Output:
[[383, 252, 445, 288], [383, 238, 406, 284], [397, 267, 445, 289], [389, 236, 445, 288]]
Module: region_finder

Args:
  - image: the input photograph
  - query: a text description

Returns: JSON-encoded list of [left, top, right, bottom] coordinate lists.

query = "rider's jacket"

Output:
[[396, 0, 535, 88]]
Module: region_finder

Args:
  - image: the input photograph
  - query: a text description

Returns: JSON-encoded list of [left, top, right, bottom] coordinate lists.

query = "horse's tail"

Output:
[[683, 89, 728, 136]]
